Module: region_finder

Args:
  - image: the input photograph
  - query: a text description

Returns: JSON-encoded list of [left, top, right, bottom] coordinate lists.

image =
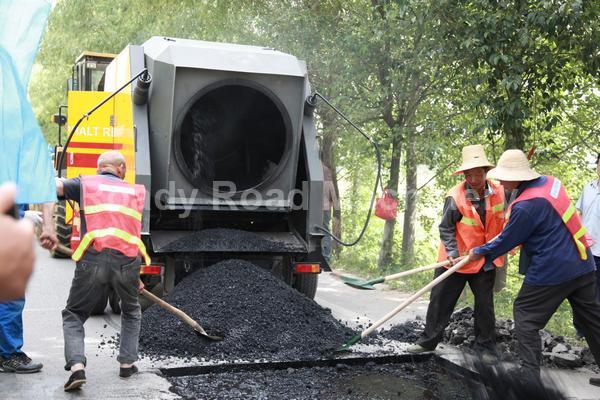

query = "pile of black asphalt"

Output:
[[159, 228, 303, 253], [378, 320, 425, 344], [139, 259, 355, 362]]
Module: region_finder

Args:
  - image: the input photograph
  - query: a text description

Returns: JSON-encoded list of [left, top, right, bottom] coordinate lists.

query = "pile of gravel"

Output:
[[438, 307, 596, 369], [373, 307, 596, 370], [160, 228, 302, 252], [379, 320, 425, 344], [139, 259, 355, 362], [167, 360, 473, 400]]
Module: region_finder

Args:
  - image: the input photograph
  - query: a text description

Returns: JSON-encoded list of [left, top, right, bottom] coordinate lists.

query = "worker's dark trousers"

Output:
[[417, 267, 496, 351], [62, 248, 141, 370], [514, 271, 600, 372], [573, 256, 600, 335]]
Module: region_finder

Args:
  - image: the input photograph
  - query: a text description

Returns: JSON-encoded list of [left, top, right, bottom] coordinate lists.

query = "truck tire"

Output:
[[90, 290, 108, 315], [108, 288, 121, 314], [51, 201, 72, 259], [293, 274, 319, 299]]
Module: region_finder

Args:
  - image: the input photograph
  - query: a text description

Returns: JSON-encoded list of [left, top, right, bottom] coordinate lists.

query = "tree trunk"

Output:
[[401, 130, 417, 266], [320, 129, 342, 258], [504, 127, 525, 150], [377, 135, 402, 271]]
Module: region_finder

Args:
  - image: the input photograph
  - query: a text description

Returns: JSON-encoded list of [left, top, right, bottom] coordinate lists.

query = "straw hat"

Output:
[[453, 144, 495, 175], [487, 149, 540, 181]]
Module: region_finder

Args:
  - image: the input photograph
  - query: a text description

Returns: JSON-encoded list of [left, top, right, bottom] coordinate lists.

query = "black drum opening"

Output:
[[176, 83, 290, 193]]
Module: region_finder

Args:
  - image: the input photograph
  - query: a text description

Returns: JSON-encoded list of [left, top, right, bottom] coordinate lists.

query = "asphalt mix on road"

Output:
[[166, 358, 473, 400], [133, 259, 575, 399], [138, 259, 356, 362]]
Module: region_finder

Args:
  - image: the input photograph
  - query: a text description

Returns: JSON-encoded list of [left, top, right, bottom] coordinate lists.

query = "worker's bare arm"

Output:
[[39, 202, 58, 250], [55, 178, 65, 197], [0, 183, 35, 301]]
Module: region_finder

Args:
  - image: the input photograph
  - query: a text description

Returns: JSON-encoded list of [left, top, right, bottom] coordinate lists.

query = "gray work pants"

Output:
[[62, 248, 141, 370]]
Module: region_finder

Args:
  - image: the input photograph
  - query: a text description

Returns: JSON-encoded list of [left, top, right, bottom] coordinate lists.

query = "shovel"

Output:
[[336, 256, 470, 352], [140, 289, 223, 341], [341, 257, 466, 290], [50, 243, 222, 341]]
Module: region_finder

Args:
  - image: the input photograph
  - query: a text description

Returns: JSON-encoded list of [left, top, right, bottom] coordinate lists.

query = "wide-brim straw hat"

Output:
[[487, 149, 540, 181], [453, 144, 495, 175]]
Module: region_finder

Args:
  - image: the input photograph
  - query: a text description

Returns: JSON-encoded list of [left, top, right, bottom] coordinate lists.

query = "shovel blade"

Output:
[[344, 281, 376, 290], [335, 333, 362, 353], [193, 325, 223, 341]]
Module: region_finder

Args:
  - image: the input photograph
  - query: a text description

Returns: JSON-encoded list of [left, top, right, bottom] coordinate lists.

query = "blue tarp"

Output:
[[0, 0, 56, 204]]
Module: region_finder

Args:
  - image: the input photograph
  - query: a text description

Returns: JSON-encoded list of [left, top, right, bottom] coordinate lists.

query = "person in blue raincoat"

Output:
[[0, 0, 57, 374]]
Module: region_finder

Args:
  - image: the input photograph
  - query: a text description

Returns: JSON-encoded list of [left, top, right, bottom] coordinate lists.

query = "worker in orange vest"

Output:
[[468, 149, 600, 387], [408, 144, 506, 358], [55, 151, 149, 391]]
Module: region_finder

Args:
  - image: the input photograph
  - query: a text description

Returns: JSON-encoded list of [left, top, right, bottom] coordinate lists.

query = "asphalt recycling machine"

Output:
[[54, 37, 328, 311]]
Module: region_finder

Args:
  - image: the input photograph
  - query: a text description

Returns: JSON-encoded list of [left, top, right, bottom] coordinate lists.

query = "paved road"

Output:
[[315, 269, 429, 328]]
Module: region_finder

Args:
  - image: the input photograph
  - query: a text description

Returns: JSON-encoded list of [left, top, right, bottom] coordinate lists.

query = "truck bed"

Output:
[[150, 228, 308, 254]]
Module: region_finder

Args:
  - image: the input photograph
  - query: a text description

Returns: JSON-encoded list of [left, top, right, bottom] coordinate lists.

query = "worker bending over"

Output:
[[56, 151, 148, 391], [468, 149, 600, 387], [408, 144, 505, 358]]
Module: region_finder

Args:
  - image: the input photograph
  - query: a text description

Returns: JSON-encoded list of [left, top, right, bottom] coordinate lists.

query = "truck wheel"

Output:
[[51, 201, 72, 259], [90, 290, 108, 315], [293, 274, 319, 299], [108, 288, 121, 314]]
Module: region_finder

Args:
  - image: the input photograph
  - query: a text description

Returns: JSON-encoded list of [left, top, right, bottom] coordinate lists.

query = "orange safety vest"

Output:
[[507, 175, 592, 260], [71, 175, 150, 265], [438, 180, 506, 274]]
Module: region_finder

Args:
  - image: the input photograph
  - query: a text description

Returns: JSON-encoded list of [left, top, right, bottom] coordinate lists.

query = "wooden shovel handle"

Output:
[[56, 243, 74, 256], [140, 288, 198, 328], [50, 244, 202, 330], [383, 256, 466, 282], [362, 256, 471, 338]]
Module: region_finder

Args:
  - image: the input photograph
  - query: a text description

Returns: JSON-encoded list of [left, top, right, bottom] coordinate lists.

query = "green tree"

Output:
[[436, 0, 600, 150]]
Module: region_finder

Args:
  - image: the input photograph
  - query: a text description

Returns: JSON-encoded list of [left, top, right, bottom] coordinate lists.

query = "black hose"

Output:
[[58, 68, 149, 178], [308, 92, 382, 247], [133, 71, 152, 105]]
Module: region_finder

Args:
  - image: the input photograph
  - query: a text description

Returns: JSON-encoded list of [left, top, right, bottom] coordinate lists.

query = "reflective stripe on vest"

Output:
[[73, 175, 148, 264], [438, 180, 506, 273], [72, 227, 151, 266], [492, 203, 504, 213], [459, 216, 478, 227], [508, 176, 591, 260], [84, 204, 142, 221]]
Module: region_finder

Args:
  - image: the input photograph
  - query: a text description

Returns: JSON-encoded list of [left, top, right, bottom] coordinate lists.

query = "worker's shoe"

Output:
[[589, 375, 600, 387], [1, 353, 43, 373], [119, 364, 138, 378], [406, 344, 434, 354], [64, 370, 86, 391]]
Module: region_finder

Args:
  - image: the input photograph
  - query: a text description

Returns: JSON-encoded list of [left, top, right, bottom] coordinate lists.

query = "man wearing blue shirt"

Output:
[[467, 149, 600, 387]]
